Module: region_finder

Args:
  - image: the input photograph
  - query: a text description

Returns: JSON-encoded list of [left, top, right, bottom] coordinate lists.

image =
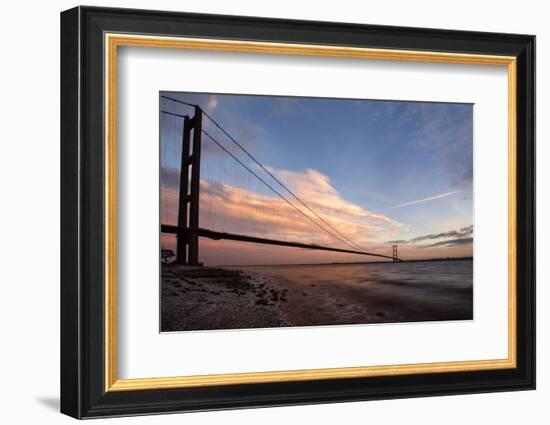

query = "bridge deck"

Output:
[[161, 224, 396, 261]]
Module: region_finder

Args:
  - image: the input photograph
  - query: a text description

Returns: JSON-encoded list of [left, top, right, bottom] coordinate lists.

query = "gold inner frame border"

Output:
[[104, 33, 517, 392]]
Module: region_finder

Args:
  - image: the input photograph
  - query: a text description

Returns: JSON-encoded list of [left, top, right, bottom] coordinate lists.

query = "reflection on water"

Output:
[[239, 259, 473, 325]]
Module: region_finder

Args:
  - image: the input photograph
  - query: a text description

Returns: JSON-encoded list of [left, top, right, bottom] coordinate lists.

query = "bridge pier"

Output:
[[176, 106, 203, 265]]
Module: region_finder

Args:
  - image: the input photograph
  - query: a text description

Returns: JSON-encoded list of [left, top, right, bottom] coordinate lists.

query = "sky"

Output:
[[160, 92, 473, 266]]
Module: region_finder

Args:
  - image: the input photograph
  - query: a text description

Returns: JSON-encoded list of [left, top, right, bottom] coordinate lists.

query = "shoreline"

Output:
[[161, 266, 291, 332], [161, 260, 473, 332]]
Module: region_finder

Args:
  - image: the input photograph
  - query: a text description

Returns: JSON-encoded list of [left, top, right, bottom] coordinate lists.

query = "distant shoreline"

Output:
[[217, 256, 473, 269]]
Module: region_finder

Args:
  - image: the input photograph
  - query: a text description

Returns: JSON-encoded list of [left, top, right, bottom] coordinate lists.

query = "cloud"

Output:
[[422, 237, 473, 249], [161, 165, 403, 251], [388, 225, 473, 245], [270, 167, 402, 229], [364, 101, 473, 190], [271, 98, 312, 116], [413, 226, 473, 243], [206, 95, 218, 112], [386, 189, 462, 210], [160, 167, 180, 190], [200, 111, 266, 154], [233, 121, 266, 150], [422, 106, 473, 189]]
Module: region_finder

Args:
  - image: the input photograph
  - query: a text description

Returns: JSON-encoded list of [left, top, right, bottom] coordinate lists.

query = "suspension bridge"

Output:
[[160, 96, 400, 265]]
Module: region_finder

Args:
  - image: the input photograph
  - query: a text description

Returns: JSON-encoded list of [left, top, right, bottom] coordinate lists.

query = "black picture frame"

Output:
[[61, 5, 535, 419]]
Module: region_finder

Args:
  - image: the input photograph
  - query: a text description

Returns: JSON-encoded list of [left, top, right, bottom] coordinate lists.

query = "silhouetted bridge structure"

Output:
[[161, 96, 400, 265]]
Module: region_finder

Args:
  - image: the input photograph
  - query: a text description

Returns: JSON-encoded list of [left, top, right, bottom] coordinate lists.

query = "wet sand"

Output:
[[161, 260, 473, 332]]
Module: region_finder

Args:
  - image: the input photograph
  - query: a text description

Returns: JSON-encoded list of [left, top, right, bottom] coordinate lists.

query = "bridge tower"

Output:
[[392, 244, 399, 263], [176, 106, 203, 265]]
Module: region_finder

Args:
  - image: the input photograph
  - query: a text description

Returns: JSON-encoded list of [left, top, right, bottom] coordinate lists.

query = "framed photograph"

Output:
[[60, 6, 535, 419]]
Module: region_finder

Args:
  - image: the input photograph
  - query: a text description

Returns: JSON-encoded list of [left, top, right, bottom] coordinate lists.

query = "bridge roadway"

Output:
[[161, 224, 397, 261]]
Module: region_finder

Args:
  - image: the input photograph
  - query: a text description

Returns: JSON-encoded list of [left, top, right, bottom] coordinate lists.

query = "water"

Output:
[[239, 259, 473, 326]]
